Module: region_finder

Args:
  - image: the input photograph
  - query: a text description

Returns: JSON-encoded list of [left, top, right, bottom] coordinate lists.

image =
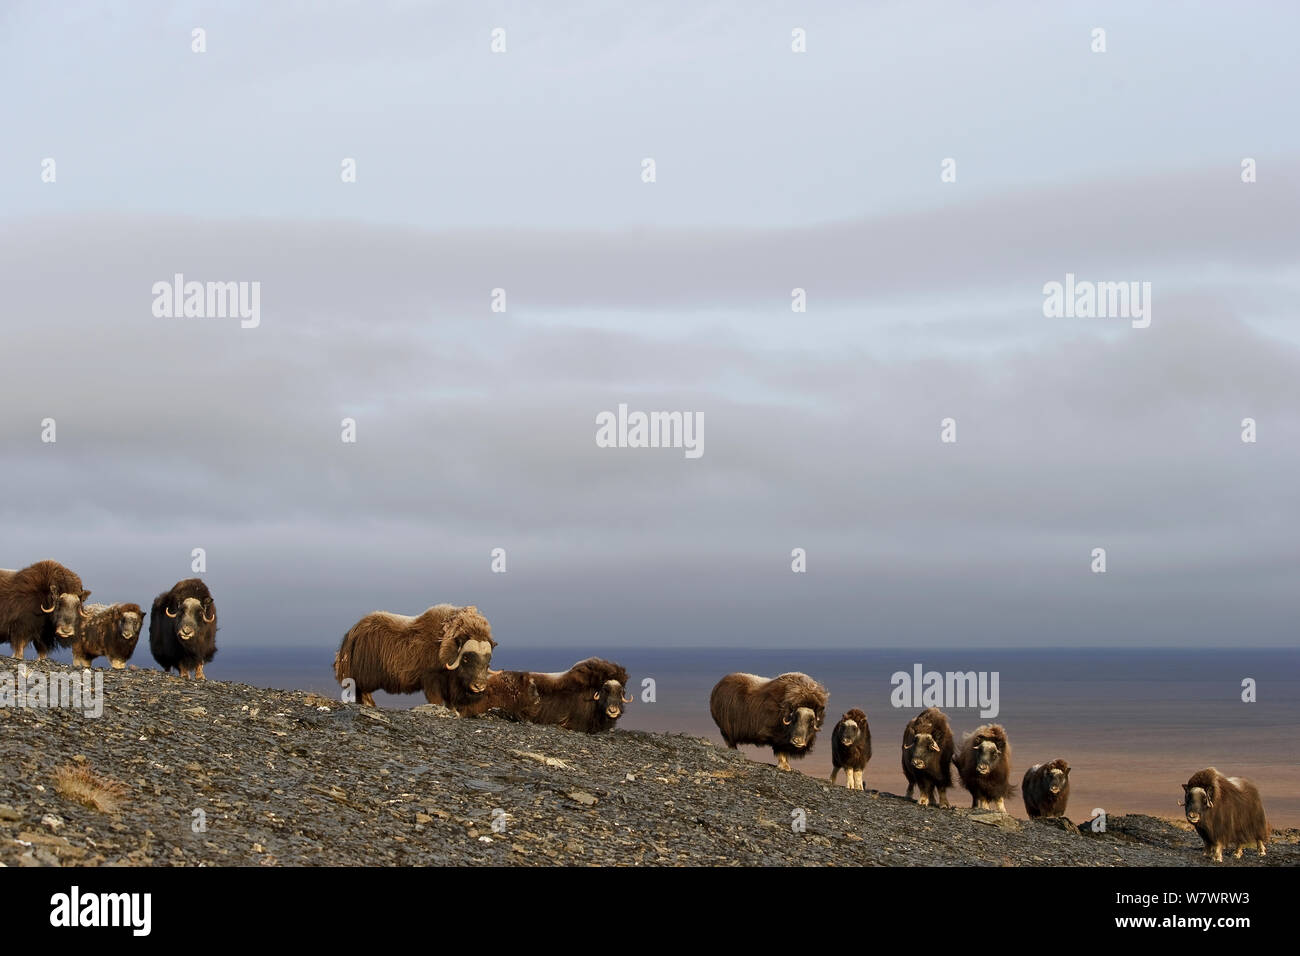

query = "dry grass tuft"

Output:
[[53, 763, 129, 814]]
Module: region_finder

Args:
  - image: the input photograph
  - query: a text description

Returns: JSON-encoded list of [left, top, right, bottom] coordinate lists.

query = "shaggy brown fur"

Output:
[[526, 658, 631, 733], [0, 560, 90, 660], [149, 579, 217, 679], [956, 723, 1013, 811], [334, 604, 496, 710], [72, 603, 145, 669], [709, 672, 828, 771], [901, 707, 955, 807], [830, 708, 871, 789], [1182, 768, 1269, 862], [1021, 758, 1071, 818], [457, 670, 542, 721]]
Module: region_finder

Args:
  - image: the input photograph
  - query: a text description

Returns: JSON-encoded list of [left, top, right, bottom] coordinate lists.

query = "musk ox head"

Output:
[[780, 699, 823, 751], [592, 677, 632, 721], [836, 713, 863, 748], [1044, 763, 1070, 794], [967, 729, 1007, 777], [903, 731, 942, 770], [1182, 777, 1216, 825], [163, 593, 215, 643], [437, 606, 496, 695], [111, 608, 144, 666], [43, 585, 91, 642]]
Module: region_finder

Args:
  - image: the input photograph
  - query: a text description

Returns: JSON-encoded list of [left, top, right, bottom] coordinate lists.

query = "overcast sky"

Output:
[[1, 1, 1297, 652]]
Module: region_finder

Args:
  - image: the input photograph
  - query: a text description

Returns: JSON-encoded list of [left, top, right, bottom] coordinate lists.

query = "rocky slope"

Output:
[[1, 661, 1294, 867]]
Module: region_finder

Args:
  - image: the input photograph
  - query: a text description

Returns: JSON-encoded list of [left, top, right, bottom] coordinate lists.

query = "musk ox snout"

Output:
[[49, 593, 84, 639]]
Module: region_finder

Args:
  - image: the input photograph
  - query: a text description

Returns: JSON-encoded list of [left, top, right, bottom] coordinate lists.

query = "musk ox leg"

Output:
[[855, 770, 865, 791], [905, 781, 915, 801], [937, 788, 950, 808], [830, 767, 840, 785], [1258, 842, 1267, 856], [359, 692, 377, 707], [1234, 847, 1244, 859], [110, 659, 126, 670], [776, 753, 792, 771], [1212, 845, 1223, 863], [195, 663, 206, 680], [995, 798, 1006, 813]]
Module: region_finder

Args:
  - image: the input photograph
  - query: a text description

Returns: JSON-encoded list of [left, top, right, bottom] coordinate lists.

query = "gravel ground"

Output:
[[1, 661, 1294, 867]]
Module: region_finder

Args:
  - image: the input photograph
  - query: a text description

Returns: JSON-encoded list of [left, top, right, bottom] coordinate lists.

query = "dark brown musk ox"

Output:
[[710, 672, 828, 771], [149, 578, 218, 679], [1182, 768, 1269, 862], [955, 723, 1013, 812], [0, 560, 91, 660], [829, 708, 871, 790], [333, 603, 496, 710], [901, 707, 955, 807], [525, 658, 632, 733], [456, 670, 543, 722], [1022, 759, 1071, 818], [72, 603, 145, 669]]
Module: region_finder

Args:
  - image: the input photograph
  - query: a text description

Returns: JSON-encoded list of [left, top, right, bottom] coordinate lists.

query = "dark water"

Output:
[[205, 646, 1300, 828]]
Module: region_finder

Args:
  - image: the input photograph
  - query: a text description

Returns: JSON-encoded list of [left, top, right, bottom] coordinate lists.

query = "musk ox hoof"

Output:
[[1259, 844, 1267, 856], [917, 795, 930, 807]]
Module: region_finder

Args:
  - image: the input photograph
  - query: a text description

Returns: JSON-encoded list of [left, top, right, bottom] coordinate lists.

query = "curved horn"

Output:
[[621, 693, 633, 703], [202, 604, 215, 623], [79, 603, 90, 618], [782, 712, 793, 725], [165, 606, 178, 618], [591, 691, 601, 701], [445, 642, 467, 670], [41, 587, 56, 614], [488, 668, 502, 676]]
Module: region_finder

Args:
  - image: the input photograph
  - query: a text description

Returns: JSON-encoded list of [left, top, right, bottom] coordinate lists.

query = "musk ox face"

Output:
[[904, 732, 941, 770], [1046, 766, 1069, 794], [593, 678, 631, 720], [837, 719, 861, 748], [781, 704, 819, 750], [45, 588, 90, 641], [971, 736, 1004, 776], [165, 596, 214, 642], [1183, 785, 1211, 824], [116, 611, 143, 655], [444, 636, 495, 695]]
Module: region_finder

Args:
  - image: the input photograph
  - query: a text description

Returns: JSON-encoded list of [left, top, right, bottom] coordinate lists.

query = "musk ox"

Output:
[[149, 579, 217, 679], [72, 603, 145, 669], [0, 560, 91, 660], [901, 707, 955, 807], [830, 708, 871, 790], [710, 672, 828, 771], [1022, 759, 1071, 818], [524, 658, 631, 733], [956, 723, 1013, 812], [1182, 768, 1269, 862], [334, 603, 496, 710], [457, 670, 543, 722]]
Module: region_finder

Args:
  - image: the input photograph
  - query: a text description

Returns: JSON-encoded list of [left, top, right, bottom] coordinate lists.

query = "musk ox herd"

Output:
[[704, 672, 1269, 862], [0, 560, 216, 677], [0, 565, 1272, 862]]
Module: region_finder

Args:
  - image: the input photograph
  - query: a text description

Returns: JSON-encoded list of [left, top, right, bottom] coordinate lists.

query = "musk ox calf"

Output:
[[830, 708, 871, 790], [901, 707, 955, 807], [1182, 768, 1269, 862], [72, 603, 144, 669], [457, 670, 543, 722], [522, 658, 632, 733], [0, 560, 91, 660], [1022, 759, 1071, 818], [334, 603, 496, 710], [710, 672, 828, 771], [150, 578, 218, 679], [956, 724, 1013, 812]]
